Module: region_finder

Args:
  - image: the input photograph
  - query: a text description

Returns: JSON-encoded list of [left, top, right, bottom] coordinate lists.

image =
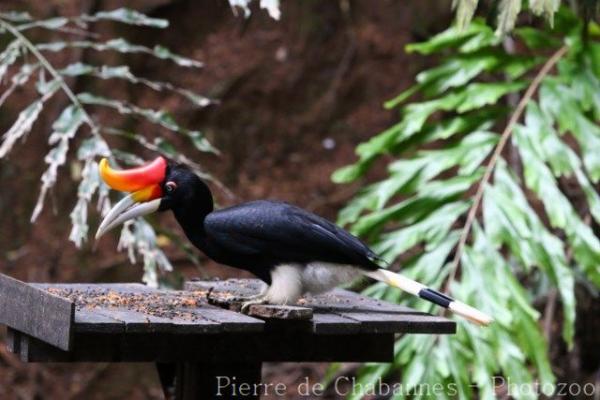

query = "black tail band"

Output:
[[418, 288, 454, 308]]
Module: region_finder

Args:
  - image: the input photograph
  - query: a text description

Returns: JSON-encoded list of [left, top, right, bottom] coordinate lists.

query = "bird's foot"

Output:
[[229, 283, 268, 304], [229, 292, 266, 303], [240, 297, 268, 313]]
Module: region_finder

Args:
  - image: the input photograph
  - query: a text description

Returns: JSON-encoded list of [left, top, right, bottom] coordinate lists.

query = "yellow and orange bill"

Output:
[[95, 156, 167, 239]]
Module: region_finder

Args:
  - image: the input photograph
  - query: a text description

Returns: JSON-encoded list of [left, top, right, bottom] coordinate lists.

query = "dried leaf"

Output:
[[0, 80, 59, 158], [31, 105, 85, 222]]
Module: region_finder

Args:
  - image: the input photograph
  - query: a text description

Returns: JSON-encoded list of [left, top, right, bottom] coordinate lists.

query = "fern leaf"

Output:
[[37, 38, 203, 68], [0, 11, 32, 22], [117, 219, 173, 287], [68, 137, 110, 247], [0, 63, 38, 108], [31, 105, 85, 222], [496, 0, 522, 35], [0, 8, 220, 287], [81, 8, 168, 28], [337, 12, 596, 397], [77, 92, 218, 153], [453, 0, 479, 30], [529, 0, 560, 24], [0, 40, 22, 81], [69, 159, 99, 247], [15, 17, 69, 31], [0, 80, 59, 158], [59, 62, 212, 107]]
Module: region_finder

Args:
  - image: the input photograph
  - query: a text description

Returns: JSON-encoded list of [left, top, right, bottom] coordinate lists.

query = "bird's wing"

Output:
[[204, 200, 380, 269]]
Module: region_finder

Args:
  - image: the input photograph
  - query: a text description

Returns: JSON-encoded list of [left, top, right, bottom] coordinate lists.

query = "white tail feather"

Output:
[[364, 269, 425, 296], [364, 269, 493, 326]]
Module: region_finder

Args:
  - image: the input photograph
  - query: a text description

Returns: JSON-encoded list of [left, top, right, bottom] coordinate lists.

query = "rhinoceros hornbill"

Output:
[[95, 156, 492, 325]]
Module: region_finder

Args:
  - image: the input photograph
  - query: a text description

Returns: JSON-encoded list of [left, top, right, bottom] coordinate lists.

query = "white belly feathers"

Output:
[[263, 263, 362, 305]]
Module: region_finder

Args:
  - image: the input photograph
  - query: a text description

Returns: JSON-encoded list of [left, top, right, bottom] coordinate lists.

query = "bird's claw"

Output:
[[229, 284, 268, 304], [229, 293, 264, 303], [240, 298, 267, 313]]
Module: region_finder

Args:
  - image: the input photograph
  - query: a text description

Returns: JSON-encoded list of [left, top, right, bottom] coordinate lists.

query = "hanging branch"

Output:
[[444, 45, 569, 293]]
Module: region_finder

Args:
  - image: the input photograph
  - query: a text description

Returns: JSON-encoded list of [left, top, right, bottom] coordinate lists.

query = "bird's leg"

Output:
[[240, 295, 269, 313], [229, 283, 268, 303], [240, 265, 304, 313]]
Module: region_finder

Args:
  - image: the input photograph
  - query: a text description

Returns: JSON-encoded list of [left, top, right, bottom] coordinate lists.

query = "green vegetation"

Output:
[[334, 7, 600, 400]]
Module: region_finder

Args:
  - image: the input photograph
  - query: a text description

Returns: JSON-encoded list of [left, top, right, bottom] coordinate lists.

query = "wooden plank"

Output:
[[185, 279, 264, 296], [336, 310, 455, 334], [18, 332, 121, 363], [20, 331, 395, 363], [36, 283, 238, 334], [74, 309, 125, 333], [185, 304, 264, 333], [33, 282, 151, 292], [306, 291, 455, 333], [311, 312, 361, 334], [306, 288, 425, 314], [247, 304, 312, 320], [0, 274, 74, 351], [91, 308, 222, 334]]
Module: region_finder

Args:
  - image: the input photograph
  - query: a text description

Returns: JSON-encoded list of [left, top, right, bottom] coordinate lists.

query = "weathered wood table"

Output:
[[0, 274, 455, 399]]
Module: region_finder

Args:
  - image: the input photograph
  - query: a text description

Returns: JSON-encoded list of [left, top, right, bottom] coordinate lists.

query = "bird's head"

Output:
[[95, 156, 210, 239]]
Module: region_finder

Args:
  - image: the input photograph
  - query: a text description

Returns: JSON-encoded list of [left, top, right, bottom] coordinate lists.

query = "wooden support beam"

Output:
[[17, 331, 394, 363], [175, 362, 263, 400]]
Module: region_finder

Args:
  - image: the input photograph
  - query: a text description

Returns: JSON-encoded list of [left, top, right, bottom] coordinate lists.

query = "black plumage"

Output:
[[161, 164, 379, 284], [203, 201, 380, 283]]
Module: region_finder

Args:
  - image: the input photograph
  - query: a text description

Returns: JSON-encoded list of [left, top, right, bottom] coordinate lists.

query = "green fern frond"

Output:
[[336, 7, 600, 399]]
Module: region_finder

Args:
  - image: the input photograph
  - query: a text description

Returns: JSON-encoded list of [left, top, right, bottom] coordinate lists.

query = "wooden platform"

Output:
[[0, 275, 456, 399]]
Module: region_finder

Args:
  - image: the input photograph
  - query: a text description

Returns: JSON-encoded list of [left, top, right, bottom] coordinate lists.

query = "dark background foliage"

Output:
[[0, 1, 452, 398]]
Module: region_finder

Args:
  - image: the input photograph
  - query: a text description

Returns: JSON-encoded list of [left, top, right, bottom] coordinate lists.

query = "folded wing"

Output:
[[204, 200, 380, 270]]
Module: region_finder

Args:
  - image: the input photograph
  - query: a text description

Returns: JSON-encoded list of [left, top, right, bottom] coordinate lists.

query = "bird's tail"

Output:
[[363, 269, 493, 326]]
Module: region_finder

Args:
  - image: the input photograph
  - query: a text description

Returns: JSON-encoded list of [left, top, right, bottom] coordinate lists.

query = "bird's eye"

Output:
[[165, 181, 177, 193]]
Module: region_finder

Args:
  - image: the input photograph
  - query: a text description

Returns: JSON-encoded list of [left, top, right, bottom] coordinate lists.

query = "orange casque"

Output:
[[98, 156, 167, 201]]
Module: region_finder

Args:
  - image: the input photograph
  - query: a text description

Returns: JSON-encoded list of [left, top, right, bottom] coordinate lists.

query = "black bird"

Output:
[[96, 156, 492, 325]]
